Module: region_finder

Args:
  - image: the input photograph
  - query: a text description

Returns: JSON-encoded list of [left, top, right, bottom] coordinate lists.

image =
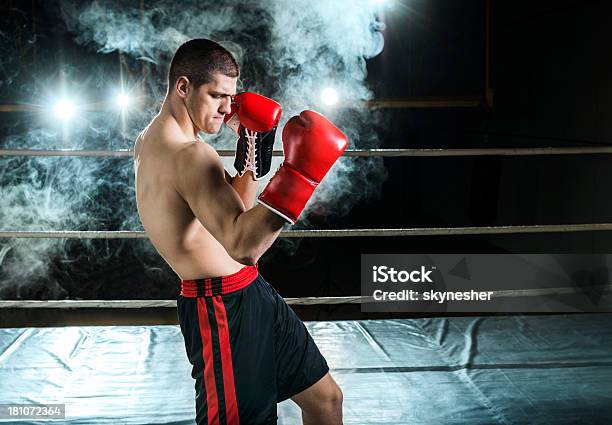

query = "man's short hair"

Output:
[[168, 39, 239, 88]]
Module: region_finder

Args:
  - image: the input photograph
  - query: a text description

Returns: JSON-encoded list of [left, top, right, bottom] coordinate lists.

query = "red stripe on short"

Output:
[[197, 298, 220, 425], [213, 296, 239, 424]]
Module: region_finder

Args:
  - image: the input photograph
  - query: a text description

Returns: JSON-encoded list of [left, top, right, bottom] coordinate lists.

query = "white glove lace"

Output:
[[243, 128, 258, 176]]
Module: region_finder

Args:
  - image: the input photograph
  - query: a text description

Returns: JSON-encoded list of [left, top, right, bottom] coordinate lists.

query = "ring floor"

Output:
[[1, 314, 611, 424]]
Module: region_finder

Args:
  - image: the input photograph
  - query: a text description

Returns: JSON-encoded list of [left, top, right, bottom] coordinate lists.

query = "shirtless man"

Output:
[[134, 39, 347, 425]]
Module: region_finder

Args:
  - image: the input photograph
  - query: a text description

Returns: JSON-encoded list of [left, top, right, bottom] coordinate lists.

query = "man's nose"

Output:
[[220, 97, 232, 114]]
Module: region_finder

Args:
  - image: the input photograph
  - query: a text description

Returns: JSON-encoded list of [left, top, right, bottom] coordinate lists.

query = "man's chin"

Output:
[[204, 122, 223, 135]]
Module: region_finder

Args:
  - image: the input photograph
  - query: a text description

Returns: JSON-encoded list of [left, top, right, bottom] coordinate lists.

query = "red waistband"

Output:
[[180, 264, 259, 298]]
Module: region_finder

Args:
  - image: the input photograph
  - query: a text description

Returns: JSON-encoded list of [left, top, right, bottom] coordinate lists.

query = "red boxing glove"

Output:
[[258, 110, 348, 224], [224, 92, 282, 180]]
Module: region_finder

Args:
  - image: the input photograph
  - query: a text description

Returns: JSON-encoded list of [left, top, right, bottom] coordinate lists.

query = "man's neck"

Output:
[[159, 98, 199, 142]]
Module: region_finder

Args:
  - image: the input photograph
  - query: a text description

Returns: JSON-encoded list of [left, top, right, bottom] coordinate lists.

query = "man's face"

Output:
[[183, 72, 237, 134]]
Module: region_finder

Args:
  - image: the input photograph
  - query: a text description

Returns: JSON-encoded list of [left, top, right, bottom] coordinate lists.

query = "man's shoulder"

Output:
[[132, 130, 145, 159], [133, 119, 158, 158], [174, 140, 220, 168]]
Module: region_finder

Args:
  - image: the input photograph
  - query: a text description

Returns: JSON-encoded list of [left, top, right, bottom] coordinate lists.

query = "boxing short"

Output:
[[177, 265, 329, 425]]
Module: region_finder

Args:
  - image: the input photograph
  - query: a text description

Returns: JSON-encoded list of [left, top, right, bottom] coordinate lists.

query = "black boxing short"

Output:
[[177, 265, 329, 425]]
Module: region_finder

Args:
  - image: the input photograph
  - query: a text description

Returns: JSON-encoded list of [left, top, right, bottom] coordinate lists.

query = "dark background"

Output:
[[1, 0, 611, 325]]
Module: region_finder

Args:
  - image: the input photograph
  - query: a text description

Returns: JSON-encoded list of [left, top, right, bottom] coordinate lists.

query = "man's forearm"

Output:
[[231, 204, 287, 265], [229, 171, 259, 210]]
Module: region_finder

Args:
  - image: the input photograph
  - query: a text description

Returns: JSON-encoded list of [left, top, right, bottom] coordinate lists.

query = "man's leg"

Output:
[[291, 372, 343, 425]]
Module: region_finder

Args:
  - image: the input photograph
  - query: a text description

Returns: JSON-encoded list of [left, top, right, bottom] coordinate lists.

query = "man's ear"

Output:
[[176, 76, 190, 98]]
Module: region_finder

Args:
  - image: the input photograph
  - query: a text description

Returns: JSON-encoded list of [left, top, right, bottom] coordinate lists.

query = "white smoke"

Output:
[[0, 0, 388, 292]]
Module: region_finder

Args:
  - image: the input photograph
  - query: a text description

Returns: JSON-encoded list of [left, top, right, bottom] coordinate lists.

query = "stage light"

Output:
[[321, 88, 339, 106], [52, 99, 76, 121], [116, 93, 131, 110]]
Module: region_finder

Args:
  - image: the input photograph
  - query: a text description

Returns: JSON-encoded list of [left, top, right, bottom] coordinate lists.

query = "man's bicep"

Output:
[[175, 146, 245, 242]]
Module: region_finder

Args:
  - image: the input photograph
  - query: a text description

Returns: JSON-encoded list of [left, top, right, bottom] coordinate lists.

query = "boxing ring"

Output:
[[0, 315, 611, 424], [2, 147, 612, 424]]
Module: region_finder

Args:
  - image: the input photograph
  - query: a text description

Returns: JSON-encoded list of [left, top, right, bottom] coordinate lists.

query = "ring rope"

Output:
[[0, 297, 367, 308], [3, 147, 612, 158], [1, 285, 610, 309], [2, 223, 612, 239], [0, 97, 483, 113]]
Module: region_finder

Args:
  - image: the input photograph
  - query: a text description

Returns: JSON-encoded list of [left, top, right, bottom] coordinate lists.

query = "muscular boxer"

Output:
[[133, 38, 346, 425]]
